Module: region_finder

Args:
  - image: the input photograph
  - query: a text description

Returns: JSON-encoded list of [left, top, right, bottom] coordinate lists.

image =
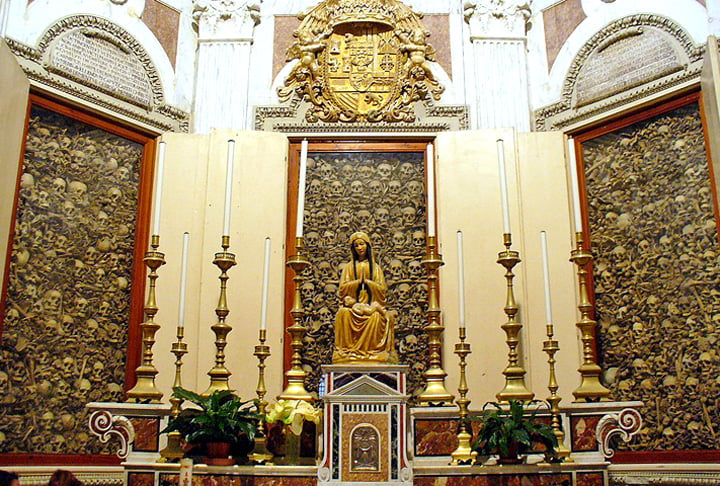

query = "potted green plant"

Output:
[[472, 399, 558, 464], [162, 387, 260, 465]]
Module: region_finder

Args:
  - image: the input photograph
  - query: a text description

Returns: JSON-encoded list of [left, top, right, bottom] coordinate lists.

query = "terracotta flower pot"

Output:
[[204, 442, 234, 466]]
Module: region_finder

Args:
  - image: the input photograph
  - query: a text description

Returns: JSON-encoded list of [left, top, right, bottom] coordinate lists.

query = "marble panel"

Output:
[[570, 416, 600, 452], [128, 473, 154, 486], [142, 0, 180, 69], [542, 0, 585, 73], [576, 472, 604, 486], [130, 416, 160, 452]]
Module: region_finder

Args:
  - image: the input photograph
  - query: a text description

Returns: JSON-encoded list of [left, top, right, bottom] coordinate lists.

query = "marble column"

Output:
[[192, 0, 260, 133], [464, 0, 532, 131]]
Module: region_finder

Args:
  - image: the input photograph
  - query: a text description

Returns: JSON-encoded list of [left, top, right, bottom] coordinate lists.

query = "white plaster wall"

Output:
[[1, 0, 195, 112], [528, 0, 710, 110]]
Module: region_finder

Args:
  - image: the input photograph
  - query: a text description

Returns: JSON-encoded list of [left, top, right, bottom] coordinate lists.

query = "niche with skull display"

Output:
[[295, 145, 430, 398]]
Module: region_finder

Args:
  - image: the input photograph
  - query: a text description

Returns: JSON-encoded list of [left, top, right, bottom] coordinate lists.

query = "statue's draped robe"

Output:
[[333, 258, 397, 363]]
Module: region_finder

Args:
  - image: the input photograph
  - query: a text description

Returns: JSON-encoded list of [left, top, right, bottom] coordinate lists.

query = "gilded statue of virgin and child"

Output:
[[332, 231, 398, 364]]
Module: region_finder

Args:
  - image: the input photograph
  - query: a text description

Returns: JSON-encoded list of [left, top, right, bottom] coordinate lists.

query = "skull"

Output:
[[329, 181, 344, 198], [377, 163, 392, 180], [401, 207, 416, 226], [308, 179, 322, 195], [412, 230, 426, 247], [315, 210, 329, 228], [409, 305, 423, 323], [115, 166, 130, 180], [341, 164, 355, 180], [68, 181, 88, 204], [318, 306, 333, 323], [392, 231, 406, 249], [356, 209, 373, 231], [50, 434, 66, 452], [412, 283, 428, 303], [62, 200, 77, 218], [61, 357, 76, 376], [90, 361, 105, 382], [388, 259, 404, 281], [319, 163, 335, 180], [317, 261, 333, 280], [632, 358, 648, 376], [0, 371, 8, 391], [388, 180, 402, 194], [605, 324, 622, 347], [399, 162, 415, 178], [395, 283, 411, 302], [406, 180, 423, 195], [338, 211, 352, 229], [35, 190, 50, 209], [40, 411, 55, 431], [323, 283, 338, 303], [301, 282, 315, 303], [368, 180, 383, 196], [97, 300, 111, 317], [106, 187, 123, 206], [20, 173, 35, 188], [322, 231, 335, 246], [306, 231, 320, 248], [42, 289, 62, 313], [408, 260, 423, 279], [349, 180, 363, 195], [52, 177, 67, 195], [375, 208, 390, 227]]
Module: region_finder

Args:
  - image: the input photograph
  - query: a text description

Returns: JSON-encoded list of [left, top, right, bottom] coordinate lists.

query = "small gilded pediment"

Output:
[[327, 374, 402, 398]]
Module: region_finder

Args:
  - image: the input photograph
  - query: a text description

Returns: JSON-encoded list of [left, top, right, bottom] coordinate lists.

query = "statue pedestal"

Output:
[[318, 364, 412, 486]]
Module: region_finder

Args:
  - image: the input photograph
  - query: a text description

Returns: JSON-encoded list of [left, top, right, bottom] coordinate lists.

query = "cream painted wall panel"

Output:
[[436, 129, 521, 407], [0, 40, 28, 297], [151, 130, 288, 403], [437, 129, 578, 409], [152, 133, 210, 400], [516, 132, 578, 405]]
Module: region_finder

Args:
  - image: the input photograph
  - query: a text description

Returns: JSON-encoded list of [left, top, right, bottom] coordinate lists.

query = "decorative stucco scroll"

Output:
[[192, 0, 260, 40], [88, 410, 136, 459], [463, 0, 532, 38], [596, 408, 642, 459]]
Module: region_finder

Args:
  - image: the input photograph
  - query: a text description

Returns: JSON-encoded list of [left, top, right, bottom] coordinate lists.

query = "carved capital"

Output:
[[192, 0, 261, 41], [596, 407, 642, 459], [88, 410, 135, 459], [463, 0, 531, 39]]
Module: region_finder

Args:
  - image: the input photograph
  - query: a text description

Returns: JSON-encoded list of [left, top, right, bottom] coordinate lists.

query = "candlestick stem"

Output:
[[251, 328, 274, 464], [158, 325, 188, 462], [496, 233, 534, 402], [418, 236, 454, 406], [570, 232, 610, 401], [279, 237, 313, 401], [541, 321, 573, 463], [450, 327, 477, 465], [126, 234, 165, 403], [203, 234, 236, 396]]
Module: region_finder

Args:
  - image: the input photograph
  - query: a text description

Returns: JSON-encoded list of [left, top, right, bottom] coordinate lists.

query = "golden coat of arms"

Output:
[[277, 0, 444, 123]]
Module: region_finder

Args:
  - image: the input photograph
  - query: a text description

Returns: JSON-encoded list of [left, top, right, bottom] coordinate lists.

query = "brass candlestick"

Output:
[[450, 327, 477, 465], [279, 237, 312, 401], [542, 321, 572, 463], [158, 325, 188, 462], [127, 234, 166, 403], [496, 233, 534, 402], [418, 236, 454, 406], [251, 328, 274, 464], [203, 235, 236, 396], [570, 232, 610, 401]]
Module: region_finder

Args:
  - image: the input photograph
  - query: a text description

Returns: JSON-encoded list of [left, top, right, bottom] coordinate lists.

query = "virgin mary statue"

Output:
[[333, 232, 397, 364]]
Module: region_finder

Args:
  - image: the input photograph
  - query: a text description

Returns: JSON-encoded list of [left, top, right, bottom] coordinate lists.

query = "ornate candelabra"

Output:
[[418, 236, 454, 406], [496, 233, 534, 402], [450, 327, 477, 465], [251, 329, 274, 463], [570, 232, 610, 401], [158, 325, 188, 462], [203, 235, 236, 396], [279, 237, 313, 401], [126, 234, 165, 403], [542, 321, 572, 463]]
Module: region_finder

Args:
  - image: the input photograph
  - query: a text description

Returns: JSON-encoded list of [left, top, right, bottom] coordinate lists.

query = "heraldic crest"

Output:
[[277, 0, 445, 123]]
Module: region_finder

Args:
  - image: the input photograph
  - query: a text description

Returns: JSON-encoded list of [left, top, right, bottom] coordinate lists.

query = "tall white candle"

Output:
[[223, 140, 235, 236], [296, 139, 308, 238], [567, 138, 583, 233], [540, 231, 553, 324], [260, 237, 271, 330], [457, 230, 465, 329], [152, 141, 166, 236], [497, 139, 511, 234], [178, 232, 190, 329], [427, 143, 436, 238]]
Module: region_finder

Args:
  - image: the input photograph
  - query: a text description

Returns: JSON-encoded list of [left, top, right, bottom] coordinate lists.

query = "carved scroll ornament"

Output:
[[277, 0, 444, 123]]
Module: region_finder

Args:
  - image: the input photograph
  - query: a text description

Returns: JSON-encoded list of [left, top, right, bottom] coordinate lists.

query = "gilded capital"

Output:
[[463, 0, 532, 39], [192, 0, 261, 41]]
